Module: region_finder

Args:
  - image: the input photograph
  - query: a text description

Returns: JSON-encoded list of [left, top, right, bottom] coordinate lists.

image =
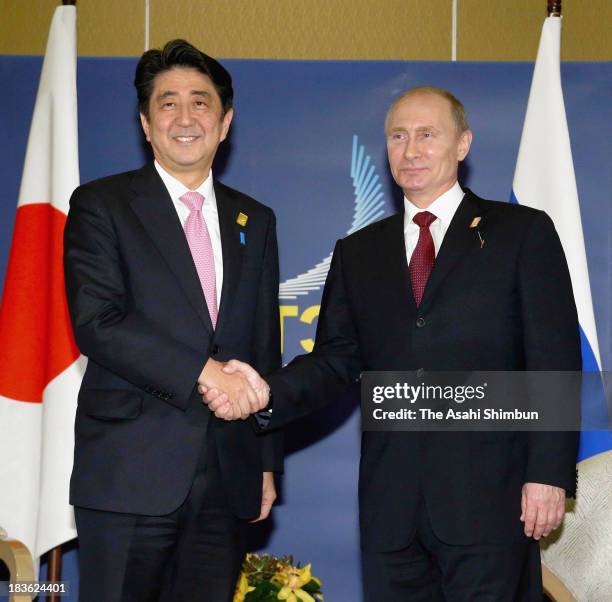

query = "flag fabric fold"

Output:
[[512, 16, 612, 600], [0, 5, 81, 559]]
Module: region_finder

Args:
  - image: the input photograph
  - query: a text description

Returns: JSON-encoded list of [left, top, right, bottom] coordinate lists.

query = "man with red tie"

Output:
[[64, 39, 281, 602], [206, 87, 581, 600]]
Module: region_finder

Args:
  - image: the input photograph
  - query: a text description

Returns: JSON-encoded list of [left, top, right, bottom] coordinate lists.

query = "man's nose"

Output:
[[176, 104, 194, 126], [403, 137, 420, 160]]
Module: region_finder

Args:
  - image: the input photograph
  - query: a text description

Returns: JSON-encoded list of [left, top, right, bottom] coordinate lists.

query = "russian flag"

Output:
[[0, 5, 82, 559], [512, 16, 612, 597]]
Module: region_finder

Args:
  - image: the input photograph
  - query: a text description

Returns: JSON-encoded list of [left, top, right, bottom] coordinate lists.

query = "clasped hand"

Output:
[[198, 358, 269, 420]]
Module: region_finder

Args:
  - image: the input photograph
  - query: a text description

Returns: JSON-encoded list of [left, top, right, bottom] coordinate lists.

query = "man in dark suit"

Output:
[[205, 87, 580, 600], [63, 39, 281, 602]]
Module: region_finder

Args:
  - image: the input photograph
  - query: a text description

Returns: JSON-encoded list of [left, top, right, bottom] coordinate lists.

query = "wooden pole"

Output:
[[46, 547, 63, 602], [548, 0, 561, 17]]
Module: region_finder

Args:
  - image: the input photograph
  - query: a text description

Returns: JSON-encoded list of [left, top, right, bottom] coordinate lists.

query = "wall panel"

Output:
[[150, 0, 451, 60], [1, 1, 609, 60], [78, 0, 144, 56], [458, 0, 611, 61], [0, 0, 143, 56], [0, 0, 57, 55]]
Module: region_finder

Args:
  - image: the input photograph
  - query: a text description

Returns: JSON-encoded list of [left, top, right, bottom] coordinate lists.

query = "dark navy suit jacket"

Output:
[[267, 189, 580, 551], [64, 163, 282, 519]]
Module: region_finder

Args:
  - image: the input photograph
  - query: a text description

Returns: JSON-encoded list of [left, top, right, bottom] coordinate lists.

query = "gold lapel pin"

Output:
[[236, 212, 248, 227], [469, 217, 485, 248]]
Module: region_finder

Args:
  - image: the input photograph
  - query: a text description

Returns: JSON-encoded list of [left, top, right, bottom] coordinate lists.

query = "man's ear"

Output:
[[139, 112, 151, 142], [220, 108, 234, 142], [457, 129, 472, 161]]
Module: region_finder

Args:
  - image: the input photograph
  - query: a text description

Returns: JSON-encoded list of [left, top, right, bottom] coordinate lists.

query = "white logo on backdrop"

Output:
[[279, 135, 387, 300]]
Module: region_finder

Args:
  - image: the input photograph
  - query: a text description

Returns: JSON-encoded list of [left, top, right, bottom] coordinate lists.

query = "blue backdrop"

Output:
[[1, 57, 611, 600]]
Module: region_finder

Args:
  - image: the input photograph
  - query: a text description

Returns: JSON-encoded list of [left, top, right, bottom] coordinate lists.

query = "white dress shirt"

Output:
[[154, 161, 223, 305], [403, 181, 465, 264]]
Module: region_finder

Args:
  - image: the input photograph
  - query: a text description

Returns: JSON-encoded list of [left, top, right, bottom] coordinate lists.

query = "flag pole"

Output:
[[46, 3, 76, 598], [547, 0, 561, 17], [47, 546, 63, 602]]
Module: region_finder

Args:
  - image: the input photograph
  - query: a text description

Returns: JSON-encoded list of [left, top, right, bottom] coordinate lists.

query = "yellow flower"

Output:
[[274, 563, 321, 602], [233, 572, 255, 602]]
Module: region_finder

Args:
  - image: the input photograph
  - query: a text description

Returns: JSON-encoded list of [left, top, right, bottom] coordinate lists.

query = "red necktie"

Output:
[[409, 211, 437, 307]]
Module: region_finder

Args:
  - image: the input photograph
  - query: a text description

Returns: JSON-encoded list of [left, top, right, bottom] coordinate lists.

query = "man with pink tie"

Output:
[[64, 39, 282, 602]]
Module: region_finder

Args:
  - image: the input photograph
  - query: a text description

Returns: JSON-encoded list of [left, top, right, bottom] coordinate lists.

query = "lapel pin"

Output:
[[469, 217, 485, 248], [240, 231, 246, 245], [236, 212, 248, 227]]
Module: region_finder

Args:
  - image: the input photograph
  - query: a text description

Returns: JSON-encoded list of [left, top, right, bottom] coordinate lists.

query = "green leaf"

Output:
[[302, 580, 322, 594], [244, 581, 281, 601]]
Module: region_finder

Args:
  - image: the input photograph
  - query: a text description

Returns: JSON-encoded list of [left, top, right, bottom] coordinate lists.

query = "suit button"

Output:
[[211, 345, 220, 356], [416, 368, 425, 377], [416, 317, 426, 328]]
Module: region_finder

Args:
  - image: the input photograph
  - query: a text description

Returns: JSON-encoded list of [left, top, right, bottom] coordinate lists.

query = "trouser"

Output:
[[75, 434, 247, 602], [362, 501, 541, 601]]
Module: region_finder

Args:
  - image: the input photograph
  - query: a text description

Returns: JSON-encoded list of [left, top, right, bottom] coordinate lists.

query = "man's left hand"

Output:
[[251, 472, 276, 522], [520, 482, 566, 540]]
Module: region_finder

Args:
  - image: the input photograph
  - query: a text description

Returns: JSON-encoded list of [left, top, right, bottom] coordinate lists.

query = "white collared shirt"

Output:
[[154, 161, 223, 304], [403, 181, 465, 263]]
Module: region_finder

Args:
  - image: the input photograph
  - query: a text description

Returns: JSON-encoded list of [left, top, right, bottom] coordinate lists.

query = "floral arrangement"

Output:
[[234, 553, 324, 602]]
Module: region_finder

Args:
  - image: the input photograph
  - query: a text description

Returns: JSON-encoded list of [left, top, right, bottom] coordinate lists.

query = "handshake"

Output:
[[197, 358, 270, 421]]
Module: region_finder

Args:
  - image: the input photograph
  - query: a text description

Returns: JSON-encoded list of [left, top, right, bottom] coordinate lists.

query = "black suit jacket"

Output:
[[64, 164, 282, 519], [267, 190, 580, 551]]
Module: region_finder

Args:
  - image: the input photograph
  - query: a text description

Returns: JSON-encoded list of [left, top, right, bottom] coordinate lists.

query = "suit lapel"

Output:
[[128, 164, 214, 335], [419, 190, 486, 311], [214, 181, 244, 336], [376, 213, 417, 312]]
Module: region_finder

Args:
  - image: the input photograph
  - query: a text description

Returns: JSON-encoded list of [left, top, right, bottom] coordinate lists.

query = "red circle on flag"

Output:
[[0, 204, 80, 403]]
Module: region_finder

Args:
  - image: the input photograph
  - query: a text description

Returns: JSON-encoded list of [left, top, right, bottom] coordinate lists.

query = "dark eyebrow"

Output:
[[157, 91, 177, 100], [156, 90, 212, 100], [190, 90, 211, 99]]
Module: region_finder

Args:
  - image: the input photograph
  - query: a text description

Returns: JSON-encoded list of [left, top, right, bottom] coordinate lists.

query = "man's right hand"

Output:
[[199, 359, 270, 420], [197, 358, 261, 420]]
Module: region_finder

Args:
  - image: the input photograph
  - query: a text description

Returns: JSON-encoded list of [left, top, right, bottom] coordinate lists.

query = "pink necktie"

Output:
[[409, 211, 437, 307], [180, 191, 218, 328]]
